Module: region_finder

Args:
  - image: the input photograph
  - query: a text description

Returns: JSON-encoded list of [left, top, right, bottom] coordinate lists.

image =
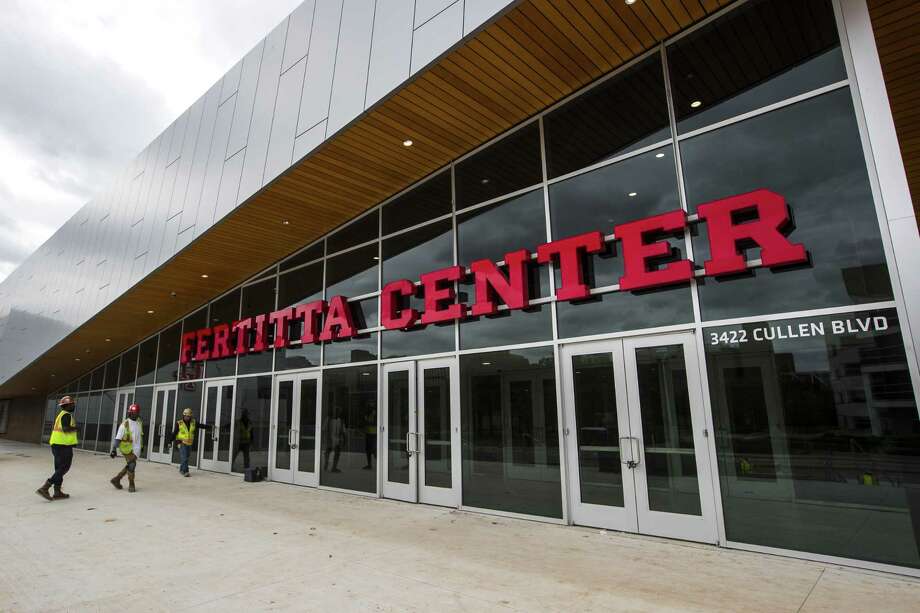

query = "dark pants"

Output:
[[49, 445, 74, 486], [234, 442, 251, 469], [179, 444, 191, 474]]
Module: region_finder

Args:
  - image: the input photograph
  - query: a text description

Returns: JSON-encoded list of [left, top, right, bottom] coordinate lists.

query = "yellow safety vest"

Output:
[[238, 421, 252, 444], [119, 420, 143, 455], [49, 410, 78, 446], [177, 419, 196, 446]]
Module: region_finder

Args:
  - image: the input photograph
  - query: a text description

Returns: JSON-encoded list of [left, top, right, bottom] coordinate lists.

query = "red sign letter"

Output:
[[269, 307, 295, 349], [420, 266, 465, 324], [615, 210, 692, 291], [470, 249, 530, 317], [180, 331, 196, 364], [194, 328, 212, 362], [381, 279, 419, 330], [697, 189, 807, 276], [536, 231, 605, 301], [211, 323, 233, 359], [320, 296, 357, 341], [251, 314, 269, 353], [232, 318, 253, 356], [294, 300, 326, 344]]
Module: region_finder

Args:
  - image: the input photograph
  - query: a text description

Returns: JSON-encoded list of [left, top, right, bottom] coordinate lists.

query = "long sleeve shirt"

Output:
[[169, 419, 211, 444]]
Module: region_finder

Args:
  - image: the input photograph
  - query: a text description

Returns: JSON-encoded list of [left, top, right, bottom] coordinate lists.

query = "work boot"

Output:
[[52, 485, 70, 500], [111, 467, 128, 490], [128, 475, 136, 493], [36, 480, 53, 501]]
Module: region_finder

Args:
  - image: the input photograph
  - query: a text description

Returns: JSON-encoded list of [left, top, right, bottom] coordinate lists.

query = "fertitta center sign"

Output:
[[180, 189, 808, 364]]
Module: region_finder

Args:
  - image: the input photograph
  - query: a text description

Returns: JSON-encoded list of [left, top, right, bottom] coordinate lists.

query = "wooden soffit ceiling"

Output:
[[3, 0, 735, 398]]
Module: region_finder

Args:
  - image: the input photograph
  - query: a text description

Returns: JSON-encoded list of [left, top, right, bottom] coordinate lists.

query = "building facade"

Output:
[[3, 0, 920, 575]]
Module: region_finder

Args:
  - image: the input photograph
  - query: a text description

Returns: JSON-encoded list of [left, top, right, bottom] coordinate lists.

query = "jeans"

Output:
[[49, 444, 74, 486], [179, 444, 190, 474]]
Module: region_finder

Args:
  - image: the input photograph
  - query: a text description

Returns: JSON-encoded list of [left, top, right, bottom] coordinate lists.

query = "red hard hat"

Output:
[[127, 403, 140, 416], [58, 396, 74, 407]]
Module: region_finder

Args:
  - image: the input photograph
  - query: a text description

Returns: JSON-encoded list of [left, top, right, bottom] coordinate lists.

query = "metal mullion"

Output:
[[453, 183, 544, 217], [278, 256, 324, 277], [380, 211, 454, 242], [450, 115, 540, 168], [663, 0, 754, 48], [325, 236, 380, 259], [457, 339, 554, 357]]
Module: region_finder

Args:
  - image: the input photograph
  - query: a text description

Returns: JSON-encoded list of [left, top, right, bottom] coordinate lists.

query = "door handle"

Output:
[[620, 437, 640, 469], [405, 432, 412, 454], [290, 429, 297, 449]]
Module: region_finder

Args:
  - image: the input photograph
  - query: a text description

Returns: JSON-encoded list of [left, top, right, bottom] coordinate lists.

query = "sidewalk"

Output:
[[1, 439, 918, 612]]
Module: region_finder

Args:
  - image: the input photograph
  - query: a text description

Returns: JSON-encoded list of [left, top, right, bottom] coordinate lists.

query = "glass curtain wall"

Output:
[[48, 0, 920, 570]]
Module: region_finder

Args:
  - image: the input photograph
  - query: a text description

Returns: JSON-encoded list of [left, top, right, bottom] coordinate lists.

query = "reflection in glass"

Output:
[[238, 277, 277, 376], [176, 382, 202, 467], [382, 170, 452, 235], [460, 347, 562, 518], [156, 323, 182, 383], [668, 0, 845, 134], [387, 370, 411, 485], [90, 366, 104, 391], [324, 333, 377, 366], [152, 390, 165, 455], [545, 54, 670, 178], [707, 309, 920, 568], [104, 357, 120, 389], [382, 294, 455, 358], [298, 379, 318, 473], [217, 384, 234, 462], [81, 393, 102, 452], [572, 353, 623, 507], [205, 289, 240, 378], [456, 122, 542, 209], [275, 380, 293, 470], [96, 391, 116, 450], [203, 387, 217, 461], [634, 345, 701, 516], [459, 305, 552, 350], [233, 376, 272, 473], [276, 263, 323, 371], [382, 219, 453, 285], [327, 210, 378, 254], [280, 241, 323, 272], [180, 308, 208, 380], [424, 367, 452, 488], [556, 287, 693, 339], [682, 90, 892, 320], [321, 366, 377, 493], [136, 337, 158, 385], [326, 244, 378, 298], [119, 347, 138, 387], [133, 386, 153, 458]]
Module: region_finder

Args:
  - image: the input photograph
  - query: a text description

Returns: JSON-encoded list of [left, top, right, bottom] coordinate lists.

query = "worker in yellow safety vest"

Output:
[[37, 396, 79, 501], [109, 403, 143, 492], [167, 408, 211, 477]]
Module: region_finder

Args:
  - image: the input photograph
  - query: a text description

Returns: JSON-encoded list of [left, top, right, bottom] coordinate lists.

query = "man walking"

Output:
[[167, 408, 210, 477], [36, 396, 79, 501], [109, 403, 143, 492]]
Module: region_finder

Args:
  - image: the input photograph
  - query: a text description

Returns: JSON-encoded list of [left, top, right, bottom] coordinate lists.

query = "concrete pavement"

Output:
[[1, 438, 918, 612]]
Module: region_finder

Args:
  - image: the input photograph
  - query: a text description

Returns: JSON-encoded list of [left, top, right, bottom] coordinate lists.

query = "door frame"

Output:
[[381, 361, 417, 503], [149, 383, 177, 464], [199, 379, 235, 473], [270, 371, 322, 487]]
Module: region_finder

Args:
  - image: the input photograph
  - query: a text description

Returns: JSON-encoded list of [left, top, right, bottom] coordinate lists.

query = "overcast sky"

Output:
[[0, 0, 303, 282]]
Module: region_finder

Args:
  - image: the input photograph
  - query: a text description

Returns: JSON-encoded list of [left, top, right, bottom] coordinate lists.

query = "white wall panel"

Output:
[[411, 0, 462, 73], [215, 149, 246, 222], [167, 109, 189, 165], [414, 0, 456, 27], [265, 56, 307, 182], [221, 59, 243, 104], [180, 83, 222, 234], [282, 0, 316, 73], [365, 0, 414, 109], [196, 93, 238, 233], [326, 0, 376, 136], [293, 118, 327, 161], [239, 20, 288, 203], [227, 42, 265, 158], [170, 95, 205, 219], [463, 0, 509, 35], [296, 0, 344, 136]]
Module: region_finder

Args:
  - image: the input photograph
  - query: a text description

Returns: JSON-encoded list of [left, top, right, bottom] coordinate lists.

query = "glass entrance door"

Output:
[[271, 373, 320, 486], [109, 389, 135, 453], [149, 385, 177, 463], [561, 332, 717, 543], [200, 381, 234, 473], [381, 358, 459, 506]]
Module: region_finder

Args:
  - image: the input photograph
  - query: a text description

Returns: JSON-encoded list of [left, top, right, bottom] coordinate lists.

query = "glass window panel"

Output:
[[706, 308, 920, 569], [90, 366, 104, 391], [180, 307, 208, 381], [156, 323, 182, 383], [73, 394, 88, 443], [298, 379, 318, 473], [382, 219, 453, 285], [174, 382, 203, 467], [456, 122, 542, 209], [136, 337, 158, 386], [387, 369, 411, 485], [81, 392, 102, 452], [78, 374, 91, 393], [104, 357, 120, 389], [96, 390, 116, 450], [382, 170, 452, 235], [321, 365, 378, 493], [205, 289, 240, 378], [118, 347, 138, 387], [557, 288, 693, 339], [275, 380, 293, 471], [545, 54, 670, 178], [351, 297, 378, 330], [238, 278, 276, 376], [133, 386, 153, 458], [327, 210, 379, 254], [460, 346, 562, 518], [280, 241, 324, 272], [276, 263, 323, 371], [42, 398, 56, 444], [682, 89, 892, 320], [634, 345, 701, 516], [668, 0, 846, 134], [572, 353, 623, 506], [233, 376, 272, 473], [382, 293, 455, 359], [460, 304, 553, 350], [423, 367, 452, 488], [325, 244, 378, 298], [324, 333, 377, 366]]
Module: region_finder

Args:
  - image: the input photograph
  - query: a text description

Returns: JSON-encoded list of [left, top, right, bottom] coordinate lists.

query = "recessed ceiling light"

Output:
[[201, 274, 209, 279], [105, 338, 111, 342], [690, 100, 702, 108], [655, 153, 665, 158], [628, 192, 638, 197], [372, 256, 380, 261], [84, 349, 90, 353], [74, 358, 81, 362], [51, 374, 56, 377], [481, 361, 492, 366], [147, 310, 155, 314], [282, 220, 290, 226], [31, 386, 37, 391], [480, 178, 490, 185], [625, 0, 637, 4], [361, 371, 371, 376], [403, 139, 413, 147]]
